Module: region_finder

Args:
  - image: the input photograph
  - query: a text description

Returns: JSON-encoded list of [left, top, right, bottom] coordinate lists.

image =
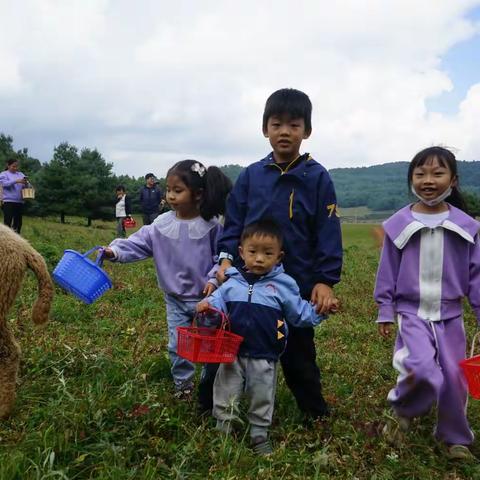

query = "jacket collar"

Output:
[[262, 153, 313, 174], [383, 204, 480, 249], [225, 263, 285, 281]]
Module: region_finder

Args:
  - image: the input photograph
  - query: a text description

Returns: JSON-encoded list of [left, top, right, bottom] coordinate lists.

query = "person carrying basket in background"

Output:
[[115, 185, 133, 238], [197, 219, 338, 455], [374, 146, 480, 461], [0, 159, 28, 234], [103, 160, 232, 401]]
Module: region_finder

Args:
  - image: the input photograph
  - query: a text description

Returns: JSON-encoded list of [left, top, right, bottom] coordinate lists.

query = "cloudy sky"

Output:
[[1, 0, 480, 177]]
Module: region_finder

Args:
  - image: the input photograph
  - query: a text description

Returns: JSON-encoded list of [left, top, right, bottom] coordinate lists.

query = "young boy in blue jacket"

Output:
[[214, 88, 343, 421], [198, 219, 336, 454]]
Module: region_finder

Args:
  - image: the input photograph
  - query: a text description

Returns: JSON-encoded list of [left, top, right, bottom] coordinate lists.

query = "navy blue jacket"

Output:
[[218, 153, 343, 297], [208, 265, 325, 361], [139, 186, 162, 214]]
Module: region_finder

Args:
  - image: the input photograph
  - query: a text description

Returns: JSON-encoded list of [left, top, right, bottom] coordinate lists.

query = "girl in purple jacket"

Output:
[[104, 160, 232, 401], [374, 146, 480, 461]]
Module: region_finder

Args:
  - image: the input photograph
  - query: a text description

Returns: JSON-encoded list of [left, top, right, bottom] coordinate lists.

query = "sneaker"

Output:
[[446, 444, 475, 461], [382, 411, 411, 446], [251, 436, 273, 456], [173, 386, 194, 401]]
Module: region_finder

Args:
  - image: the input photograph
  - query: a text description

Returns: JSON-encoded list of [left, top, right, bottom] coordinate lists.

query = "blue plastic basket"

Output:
[[53, 246, 112, 304]]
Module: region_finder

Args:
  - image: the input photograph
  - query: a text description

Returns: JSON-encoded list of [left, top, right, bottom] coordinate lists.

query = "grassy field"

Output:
[[1, 217, 480, 479]]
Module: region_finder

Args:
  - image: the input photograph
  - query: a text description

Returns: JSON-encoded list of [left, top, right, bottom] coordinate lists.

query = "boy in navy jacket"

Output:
[[198, 219, 335, 454], [215, 88, 343, 421]]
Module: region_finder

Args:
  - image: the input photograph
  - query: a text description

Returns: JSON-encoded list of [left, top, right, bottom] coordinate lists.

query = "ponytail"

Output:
[[200, 166, 232, 221], [447, 186, 469, 214]]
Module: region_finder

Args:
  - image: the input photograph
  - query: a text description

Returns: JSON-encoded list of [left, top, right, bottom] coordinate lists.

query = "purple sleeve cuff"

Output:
[[376, 304, 396, 323]]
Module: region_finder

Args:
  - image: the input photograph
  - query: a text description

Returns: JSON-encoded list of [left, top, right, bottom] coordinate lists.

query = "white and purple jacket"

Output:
[[374, 204, 480, 324]]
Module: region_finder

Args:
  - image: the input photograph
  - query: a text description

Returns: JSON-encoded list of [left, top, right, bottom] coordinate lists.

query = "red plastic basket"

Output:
[[177, 307, 243, 363], [122, 217, 137, 229], [459, 332, 480, 399]]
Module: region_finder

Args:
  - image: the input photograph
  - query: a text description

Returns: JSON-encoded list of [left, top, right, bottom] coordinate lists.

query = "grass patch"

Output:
[[1, 217, 479, 479]]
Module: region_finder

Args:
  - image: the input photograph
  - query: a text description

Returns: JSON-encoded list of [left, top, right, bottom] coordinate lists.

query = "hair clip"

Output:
[[191, 162, 206, 177]]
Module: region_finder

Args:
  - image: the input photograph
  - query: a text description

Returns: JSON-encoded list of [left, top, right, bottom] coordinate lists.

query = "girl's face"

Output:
[[7, 162, 19, 173], [166, 174, 201, 219], [411, 156, 455, 203]]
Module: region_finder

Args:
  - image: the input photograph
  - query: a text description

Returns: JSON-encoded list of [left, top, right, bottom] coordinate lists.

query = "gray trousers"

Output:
[[213, 356, 278, 439], [115, 217, 126, 238]]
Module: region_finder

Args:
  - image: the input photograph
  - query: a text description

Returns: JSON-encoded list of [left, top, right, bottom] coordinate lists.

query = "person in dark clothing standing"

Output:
[[0, 159, 27, 234], [139, 173, 163, 225]]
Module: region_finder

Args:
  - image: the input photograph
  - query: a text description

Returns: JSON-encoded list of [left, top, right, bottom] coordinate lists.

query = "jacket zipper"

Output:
[[248, 284, 253, 303]]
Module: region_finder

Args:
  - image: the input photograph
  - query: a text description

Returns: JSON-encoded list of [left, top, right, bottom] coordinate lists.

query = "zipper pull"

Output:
[[248, 284, 253, 301]]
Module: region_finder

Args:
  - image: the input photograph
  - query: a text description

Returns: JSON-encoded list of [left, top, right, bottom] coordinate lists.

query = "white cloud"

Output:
[[0, 0, 479, 176]]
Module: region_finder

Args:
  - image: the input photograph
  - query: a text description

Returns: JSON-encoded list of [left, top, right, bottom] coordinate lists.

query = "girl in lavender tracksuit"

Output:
[[104, 160, 232, 401], [374, 146, 480, 460]]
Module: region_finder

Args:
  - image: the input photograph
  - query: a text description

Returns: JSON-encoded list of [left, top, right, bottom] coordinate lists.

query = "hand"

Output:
[[216, 259, 232, 284], [310, 283, 336, 315], [197, 301, 210, 313], [378, 322, 394, 338], [203, 282, 216, 297], [102, 247, 115, 259], [329, 297, 340, 314], [16, 178, 27, 185]]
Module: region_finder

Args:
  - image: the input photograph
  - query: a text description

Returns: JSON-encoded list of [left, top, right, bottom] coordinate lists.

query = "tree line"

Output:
[[2, 132, 480, 223]]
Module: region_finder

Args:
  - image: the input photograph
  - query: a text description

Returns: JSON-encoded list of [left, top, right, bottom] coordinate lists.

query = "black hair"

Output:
[[240, 218, 283, 247], [262, 88, 312, 134], [166, 159, 232, 221], [5, 158, 18, 170], [116, 185, 126, 192], [407, 146, 467, 213], [145, 173, 155, 180]]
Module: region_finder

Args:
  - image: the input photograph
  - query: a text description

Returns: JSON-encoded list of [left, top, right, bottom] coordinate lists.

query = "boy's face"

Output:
[[263, 115, 310, 163], [239, 234, 283, 275]]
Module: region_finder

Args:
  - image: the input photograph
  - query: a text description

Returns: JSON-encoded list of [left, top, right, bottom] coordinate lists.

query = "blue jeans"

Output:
[[165, 293, 197, 390]]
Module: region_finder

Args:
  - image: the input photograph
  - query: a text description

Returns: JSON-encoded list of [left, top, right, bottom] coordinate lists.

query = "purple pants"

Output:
[[388, 312, 473, 445]]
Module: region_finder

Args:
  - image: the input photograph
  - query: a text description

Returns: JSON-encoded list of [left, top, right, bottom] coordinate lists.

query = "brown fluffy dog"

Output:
[[0, 225, 54, 418]]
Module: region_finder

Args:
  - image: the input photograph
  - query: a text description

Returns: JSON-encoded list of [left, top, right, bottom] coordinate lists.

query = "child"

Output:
[[374, 146, 480, 460], [216, 88, 343, 421], [198, 219, 333, 454], [115, 185, 132, 238], [103, 160, 232, 400]]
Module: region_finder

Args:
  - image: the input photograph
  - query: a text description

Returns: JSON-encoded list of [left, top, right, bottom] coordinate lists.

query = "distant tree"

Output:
[[220, 164, 243, 183], [35, 143, 115, 225], [463, 191, 480, 218]]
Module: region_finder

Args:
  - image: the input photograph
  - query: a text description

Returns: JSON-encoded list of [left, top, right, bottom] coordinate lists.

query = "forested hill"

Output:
[[221, 161, 480, 212]]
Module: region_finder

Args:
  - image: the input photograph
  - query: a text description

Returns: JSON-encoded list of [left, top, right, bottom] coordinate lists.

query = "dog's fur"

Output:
[[0, 225, 54, 418]]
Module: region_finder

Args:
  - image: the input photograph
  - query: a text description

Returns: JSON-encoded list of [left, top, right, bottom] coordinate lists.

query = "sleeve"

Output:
[[0, 172, 16, 188], [125, 195, 132, 216], [206, 224, 223, 286], [282, 277, 326, 327], [109, 225, 154, 262], [373, 233, 402, 323], [311, 172, 343, 286], [206, 285, 228, 314], [468, 234, 480, 325], [217, 169, 249, 260], [139, 188, 144, 206]]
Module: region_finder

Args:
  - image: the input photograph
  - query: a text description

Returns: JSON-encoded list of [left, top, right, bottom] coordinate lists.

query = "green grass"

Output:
[[1, 217, 480, 479]]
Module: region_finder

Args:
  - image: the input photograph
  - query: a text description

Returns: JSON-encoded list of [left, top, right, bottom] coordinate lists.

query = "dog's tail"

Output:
[[25, 248, 54, 325]]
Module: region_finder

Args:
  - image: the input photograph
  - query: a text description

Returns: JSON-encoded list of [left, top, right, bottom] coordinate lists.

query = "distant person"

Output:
[[140, 173, 163, 225], [215, 88, 343, 422], [103, 160, 232, 401], [375, 146, 480, 461], [0, 159, 27, 234], [197, 219, 335, 455], [115, 185, 132, 238]]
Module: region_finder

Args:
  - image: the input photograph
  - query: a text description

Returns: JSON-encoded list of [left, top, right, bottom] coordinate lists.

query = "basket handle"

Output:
[[194, 306, 230, 330], [469, 331, 480, 358], [82, 246, 106, 267]]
